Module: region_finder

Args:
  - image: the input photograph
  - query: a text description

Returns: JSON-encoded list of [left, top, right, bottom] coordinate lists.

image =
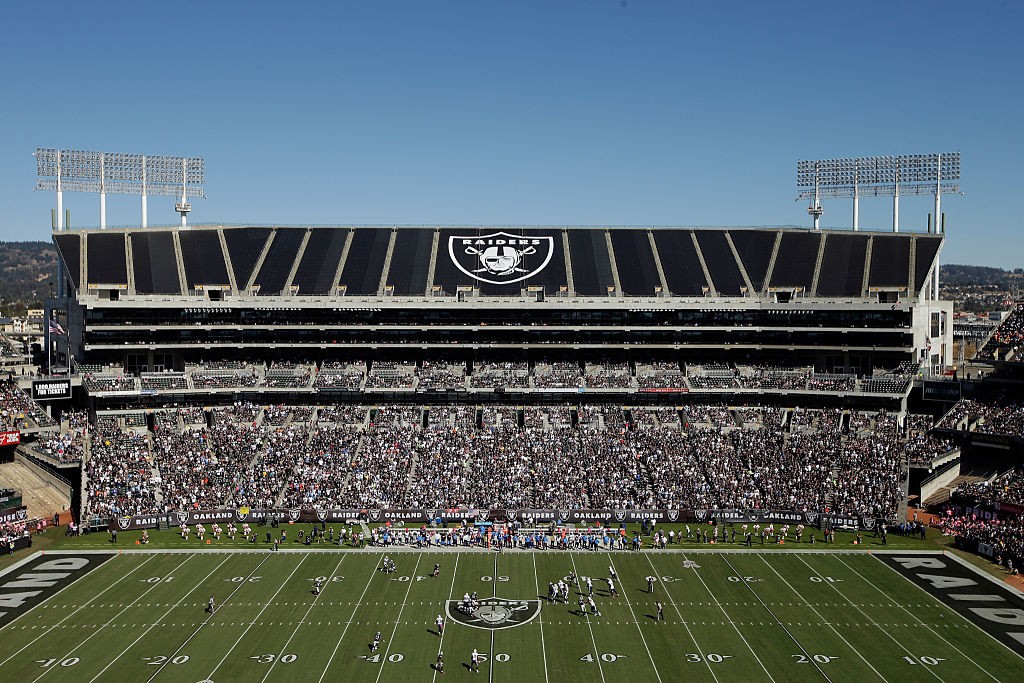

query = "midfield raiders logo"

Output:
[[448, 232, 554, 285], [446, 597, 542, 630]]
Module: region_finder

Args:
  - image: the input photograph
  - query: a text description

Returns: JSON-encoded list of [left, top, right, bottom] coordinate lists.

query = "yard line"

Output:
[[792, 555, 947, 682], [146, 551, 273, 682], [260, 553, 347, 683], [317, 554, 383, 683], [681, 552, 777, 683], [530, 553, 550, 683], [834, 554, 1001, 682], [717, 553, 830, 683], [566, 552, 607, 683], [202, 554, 310, 681], [606, 555, 663, 683], [642, 552, 718, 683], [87, 554, 233, 682], [32, 554, 194, 683], [490, 551, 497, 683], [0, 554, 156, 668], [432, 552, 460, 683], [756, 554, 887, 681], [374, 553, 423, 683]]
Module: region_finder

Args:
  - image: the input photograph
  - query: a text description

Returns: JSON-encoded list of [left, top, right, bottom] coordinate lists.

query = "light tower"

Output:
[[36, 148, 205, 228]]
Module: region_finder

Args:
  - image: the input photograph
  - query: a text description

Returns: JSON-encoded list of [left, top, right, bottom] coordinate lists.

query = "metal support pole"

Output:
[[141, 155, 148, 228], [99, 153, 106, 229]]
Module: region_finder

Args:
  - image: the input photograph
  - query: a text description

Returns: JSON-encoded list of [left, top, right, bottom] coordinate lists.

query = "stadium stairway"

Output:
[[0, 460, 70, 519]]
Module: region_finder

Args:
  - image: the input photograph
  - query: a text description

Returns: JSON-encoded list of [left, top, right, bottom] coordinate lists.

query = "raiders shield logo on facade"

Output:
[[316, 508, 328, 522], [804, 512, 819, 525], [862, 517, 876, 530], [118, 516, 132, 530], [369, 510, 381, 522], [614, 510, 626, 522], [448, 232, 554, 285], [446, 597, 542, 630], [506, 510, 517, 522], [176, 511, 189, 525], [695, 509, 707, 521], [667, 509, 679, 522], [288, 509, 301, 522], [558, 509, 570, 521]]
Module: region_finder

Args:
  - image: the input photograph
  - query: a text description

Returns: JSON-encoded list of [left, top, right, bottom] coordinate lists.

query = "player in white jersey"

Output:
[[588, 596, 601, 616], [471, 648, 480, 673], [436, 614, 444, 635]]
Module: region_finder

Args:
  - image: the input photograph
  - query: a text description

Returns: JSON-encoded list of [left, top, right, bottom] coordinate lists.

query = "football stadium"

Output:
[[2, 156, 1024, 682]]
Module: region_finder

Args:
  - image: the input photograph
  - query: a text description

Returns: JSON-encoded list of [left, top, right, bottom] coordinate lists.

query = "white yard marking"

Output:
[[202, 554, 309, 681], [374, 553, 423, 683], [681, 552, 777, 683], [756, 555, 887, 681], [146, 552, 274, 682], [835, 554, 1000, 682], [643, 552, 719, 683], [490, 552, 497, 683], [432, 553, 460, 683], [0, 555, 156, 668], [32, 555, 193, 683], [606, 556, 663, 683], [566, 552, 606, 683], [260, 554, 347, 683], [87, 555, 232, 682], [531, 553, 550, 683]]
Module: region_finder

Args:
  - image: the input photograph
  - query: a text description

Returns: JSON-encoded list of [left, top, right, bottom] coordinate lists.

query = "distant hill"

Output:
[[0, 241, 57, 316], [940, 264, 1022, 287]]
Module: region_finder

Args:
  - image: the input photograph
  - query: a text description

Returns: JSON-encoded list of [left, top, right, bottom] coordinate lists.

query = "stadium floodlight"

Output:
[[796, 152, 960, 232], [35, 148, 205, 228]]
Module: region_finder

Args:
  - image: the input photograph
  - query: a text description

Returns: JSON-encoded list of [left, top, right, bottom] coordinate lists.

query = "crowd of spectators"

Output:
[[68, 398, 937, 524], [636, 362, 687, 389], [365, 361, 416, 389], [584, 363, 634, 389], [937, 396, 1024, 436], [469, 362, 530, 389], [416, 361, 466, 391], [943, 512, 1024, 572], [533, 362, 583, 389], [976, 304, 1024, 361], [84, 426, 156, 518], [191, 369, 260, 389], [83, 373, 136, 393], [0, 380, 55, 429], [313, 362, 365, 390]]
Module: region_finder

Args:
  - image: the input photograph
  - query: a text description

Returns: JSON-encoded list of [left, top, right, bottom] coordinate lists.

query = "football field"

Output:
[[1, 548, 1021, 682]]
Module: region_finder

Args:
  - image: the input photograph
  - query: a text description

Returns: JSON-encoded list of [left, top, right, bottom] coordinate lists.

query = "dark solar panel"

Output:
[[253, 228, 305, 295], [868, 235, 912, 287], [293, 228, 348, 295], [652, 230, 708, 296], [609, 230, 660, 296], [729, 230, 777, 291], [914, 236, 942, 293], [387, 229, 433, 296], [769, 232, 820, 289], [54, 234, 81, 290], [339, 228, 391, 295], [131, 232, 181, 294], [568, 230, 615, 296], [87, 233, 128, 284], [179, 230, 229, 288], [817, 234, 868, 297], [223, 227, 272, 288], [694, 231, 744, 295]]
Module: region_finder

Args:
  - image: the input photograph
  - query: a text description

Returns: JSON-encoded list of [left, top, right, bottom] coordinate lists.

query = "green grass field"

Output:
[[1, 544, 1022, 682]]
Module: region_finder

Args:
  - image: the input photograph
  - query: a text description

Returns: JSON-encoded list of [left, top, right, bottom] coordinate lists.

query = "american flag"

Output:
[[48, 318, 65, 335]]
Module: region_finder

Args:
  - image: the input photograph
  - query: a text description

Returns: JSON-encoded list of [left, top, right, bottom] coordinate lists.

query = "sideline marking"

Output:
[[373, 553, 422, 683], [566, 552, 606, 683], [0, 554, 153, 668]]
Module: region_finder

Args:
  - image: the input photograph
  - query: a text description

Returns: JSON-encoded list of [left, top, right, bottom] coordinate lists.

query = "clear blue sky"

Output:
[[0, 1, 1020, 268]]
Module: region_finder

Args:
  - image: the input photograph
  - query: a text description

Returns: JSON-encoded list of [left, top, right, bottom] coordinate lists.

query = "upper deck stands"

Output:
[[55, 225, 944, 302]]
